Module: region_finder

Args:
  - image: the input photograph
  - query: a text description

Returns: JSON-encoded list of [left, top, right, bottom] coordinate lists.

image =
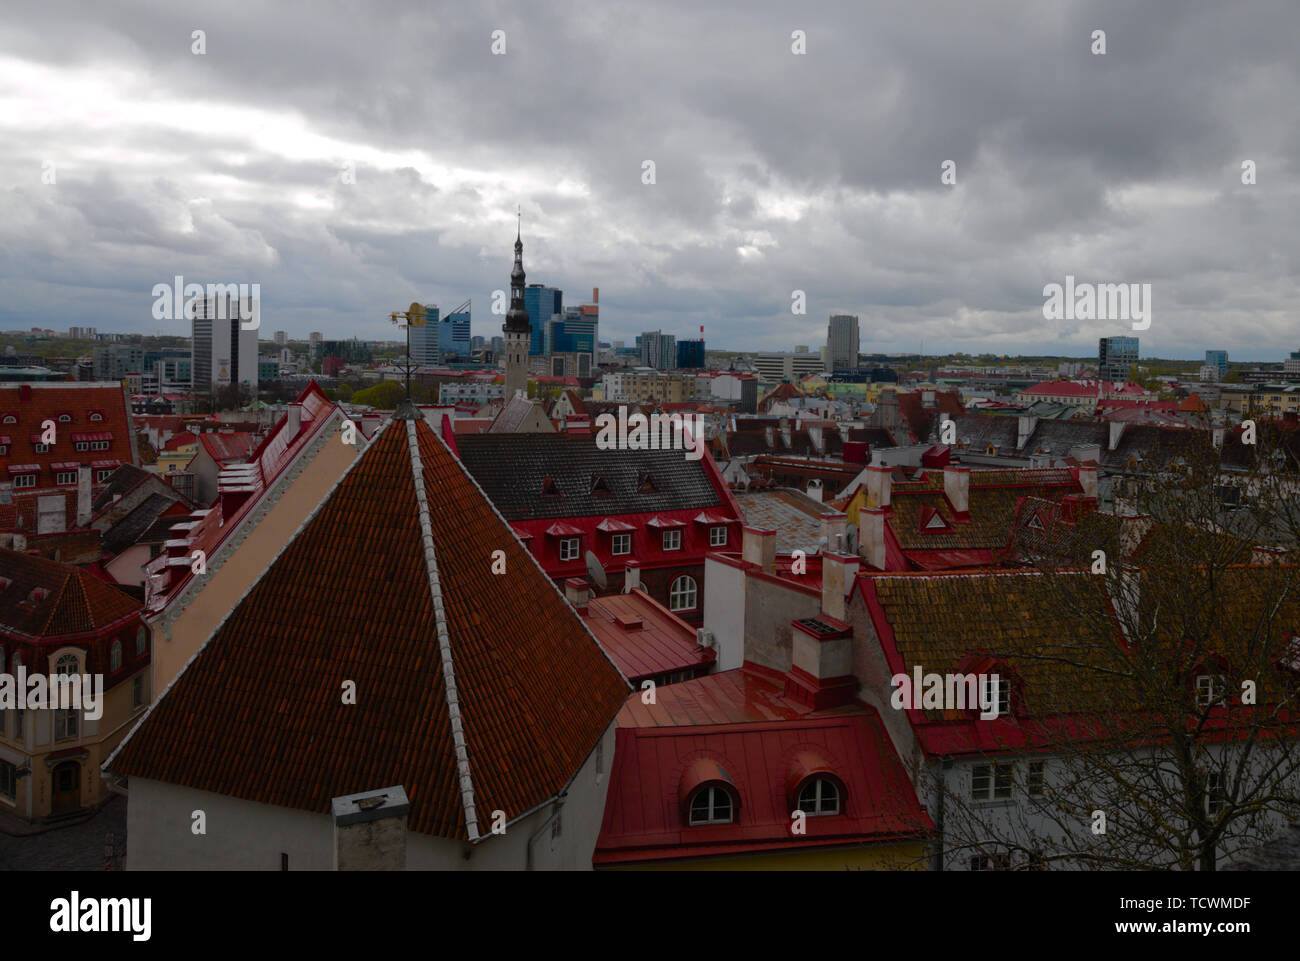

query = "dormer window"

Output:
[[688, 786, 735, 825], [559, 537, 580, 562], [57, 413, 71, 423], [1195, 674, 1226, 708], [590, 474, 611, 496], [89, 412, 103, 422], [540, 477, 561, 498], [982, 675, 1011, 717], [1, 414, 15, 425], [796, 777, 841, 816], [637, 470, 657, 494]]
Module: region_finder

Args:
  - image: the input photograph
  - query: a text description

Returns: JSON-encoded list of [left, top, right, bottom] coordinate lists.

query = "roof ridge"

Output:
[[405, 418, 480, 842]]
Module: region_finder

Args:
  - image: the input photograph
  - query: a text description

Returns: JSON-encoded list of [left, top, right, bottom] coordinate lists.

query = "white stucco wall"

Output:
[[124, 723, 616, 870]]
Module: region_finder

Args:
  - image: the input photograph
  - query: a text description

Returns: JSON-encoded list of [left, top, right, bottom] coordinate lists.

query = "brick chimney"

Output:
[[859, 506, 887, 571], [821, 552, 859, 621], [564, 576, 591, 610], [785, 615, 856, 710], [742, 526, 776, 573], [863, 464, 892, 508], [944, 465, 970, 515], [76, 465, 92, 527], [332, 785, 409, 870]]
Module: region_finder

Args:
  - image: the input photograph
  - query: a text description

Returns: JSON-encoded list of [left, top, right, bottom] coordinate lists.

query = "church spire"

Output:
[[504, 209, 530, 334]]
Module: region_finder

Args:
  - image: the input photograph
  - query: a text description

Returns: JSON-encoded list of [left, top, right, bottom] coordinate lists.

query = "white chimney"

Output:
[[821, 551, 859, 621], [859, 507, 887, 571], [944, 465, 970, 514], [741, 526, 776, 573], [332, 786, 409, 871], [564, 576, 591, 610], [76, 465, 93, 527], [284, 404, 302, 438], [621, 560, 642, 593], [1077, 464, 1098, 500], [819, 511, 847, 552], [1017, 414, 1038, 450], [1212, 426, 1225, 450], [864, 465, 892, 508], [806, 478, 823, 503]]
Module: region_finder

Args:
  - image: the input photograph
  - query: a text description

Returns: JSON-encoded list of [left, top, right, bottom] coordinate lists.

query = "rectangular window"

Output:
[[0, 760, 15, 801], [662, 529, 681, 551], [982, 675, 1011, 716], [610, 533, 631, 556], [33, 443, 49, 454], [56, 471, 76, 485], [970, 852, 1010, 871], [709, 525, 728, 547], [96, 469, 112, 482], [1196, 675, 1224, 708], [559, 538, 580, 562], [1027, 761, 1045, 798], [971, 762, 1014, 801], [55, 708, 78, 741], [13, 474, 36, 489], [1206, 771, 1226, 817], [75, 442, 88, 452]]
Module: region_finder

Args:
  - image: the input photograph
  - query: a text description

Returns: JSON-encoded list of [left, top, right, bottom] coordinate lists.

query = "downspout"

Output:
[[525, 791, 567, 870]]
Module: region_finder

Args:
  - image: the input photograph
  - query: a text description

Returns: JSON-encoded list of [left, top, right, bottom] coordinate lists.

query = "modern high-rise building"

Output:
[[308, 331, 323, 362], [191, 294, 260, 394], [1205, 350, 1228, 378], [639, 330, 676, 370], [828, 314, 860, 372], [274, 330, 288, 346], [524, 284, 563, 356], [410, 305, 472, 366], [1098, 336, 1139, 382], [92, 344, 144, 381], [677, 339, 706, 368]]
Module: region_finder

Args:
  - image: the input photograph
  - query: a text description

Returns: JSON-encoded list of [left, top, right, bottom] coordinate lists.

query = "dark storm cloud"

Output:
[[0, 0, 1296, 358]]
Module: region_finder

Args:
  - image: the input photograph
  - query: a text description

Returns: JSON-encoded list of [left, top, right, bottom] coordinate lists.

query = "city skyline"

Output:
[[0, 2, 1296, 359]]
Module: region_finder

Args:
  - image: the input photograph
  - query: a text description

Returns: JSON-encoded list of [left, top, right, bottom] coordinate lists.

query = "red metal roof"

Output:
[[579, 589, 714, 683], [595, 664, 933, 866]]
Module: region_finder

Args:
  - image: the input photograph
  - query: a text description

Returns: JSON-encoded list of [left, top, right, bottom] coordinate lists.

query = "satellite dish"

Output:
[[584, 550, 608, 591]]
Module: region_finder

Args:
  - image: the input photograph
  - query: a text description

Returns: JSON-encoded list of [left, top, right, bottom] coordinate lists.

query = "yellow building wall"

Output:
[[152, 422, 360, 692], [602, 840, 929, 871]]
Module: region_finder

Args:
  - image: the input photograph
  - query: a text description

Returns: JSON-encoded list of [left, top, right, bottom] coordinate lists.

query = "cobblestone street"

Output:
[[0, 797, 127, 871]]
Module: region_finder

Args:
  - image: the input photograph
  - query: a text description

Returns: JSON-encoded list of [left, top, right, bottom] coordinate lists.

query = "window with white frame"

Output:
[[971, 762, 1014, 801], [662, 529, 681, 551], [970, 850, 1011, 871], [54, 654, 79, 741], [709, 525, 728, 547], [982, 675, 1011, 717], [669, 575, 697, 612], [13, 473, 36, 489], [58, 414, 71, 423], [1206, 771, 1227, 817], [688, 786, 734, 825], [33, 443, 49, 454], [96, 469, 112, 482], [1027, 760, 1046, 798], [797, 777, 840, 815], [559, 537, 580, 562], [89, 412, 103, 422], [74, 441, 88, 452], [55, 471, 76, 485], [1195, 674, 1225, 708], [610, 533, 631, 556]]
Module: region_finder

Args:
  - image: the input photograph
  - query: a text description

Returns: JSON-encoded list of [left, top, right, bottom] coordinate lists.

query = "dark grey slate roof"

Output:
[[101, 492, 180, 555], [457, 433, 722, 521], [91, 464, 153, 511]]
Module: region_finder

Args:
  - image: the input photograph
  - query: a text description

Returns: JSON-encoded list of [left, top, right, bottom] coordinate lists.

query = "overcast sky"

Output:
[[0, 0, 1296, 360]]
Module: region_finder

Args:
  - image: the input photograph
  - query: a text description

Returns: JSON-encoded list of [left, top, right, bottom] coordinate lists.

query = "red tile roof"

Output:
[[0, 382, 135, 490], [0, 547, 140, 638], [160, 431, 197, 452], [196, 431, 257, 463], [110, 409, 630, 842]]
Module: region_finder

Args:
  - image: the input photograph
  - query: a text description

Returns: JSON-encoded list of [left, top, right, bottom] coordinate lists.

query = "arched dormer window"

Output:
[[688, 786, 735, 825], [679, 757, 739, 826], [796, 776, 841, 816]]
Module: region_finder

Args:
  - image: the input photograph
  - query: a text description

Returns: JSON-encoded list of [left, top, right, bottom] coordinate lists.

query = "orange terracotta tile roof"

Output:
[[0, 547, 140, 638], [0, 382, 135, 489], [109, 408, 630, 842]]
